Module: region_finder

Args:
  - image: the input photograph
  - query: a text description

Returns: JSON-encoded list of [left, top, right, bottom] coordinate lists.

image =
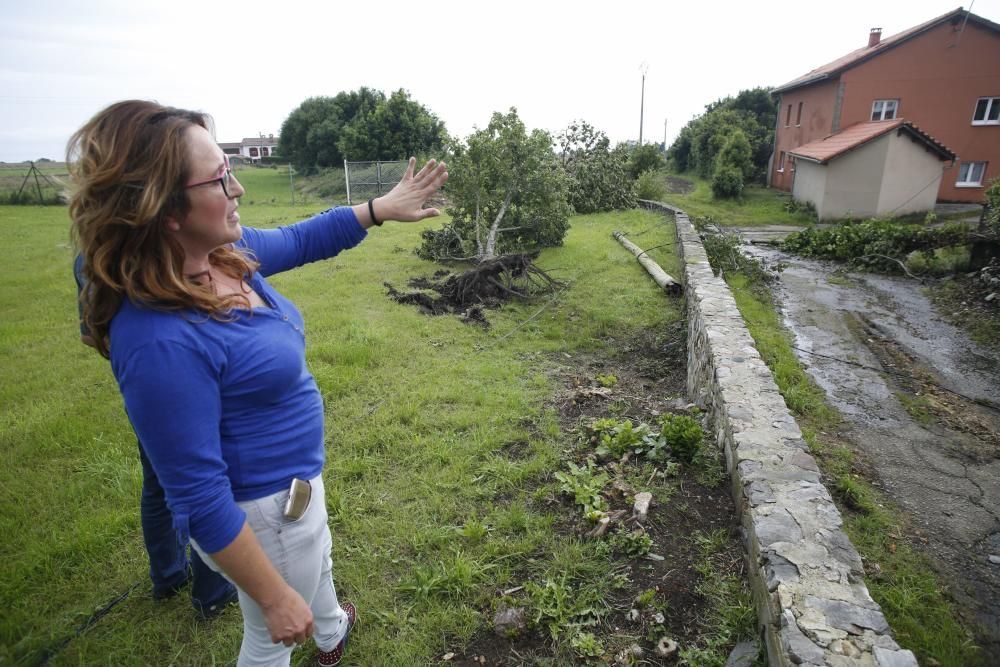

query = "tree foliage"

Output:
[[627, 143, 665, 179], [279, 88, 445, 172], [418, 109, 572, 262], [667, 87, 776, 183], [557, 120, 636, 214]]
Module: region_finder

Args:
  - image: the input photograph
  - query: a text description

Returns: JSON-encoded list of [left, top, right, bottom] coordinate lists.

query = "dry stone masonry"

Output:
[[639, 200, 917, 667]]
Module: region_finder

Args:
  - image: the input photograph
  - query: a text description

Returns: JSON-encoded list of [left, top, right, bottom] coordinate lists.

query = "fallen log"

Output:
[[612, 231, 682, 294]]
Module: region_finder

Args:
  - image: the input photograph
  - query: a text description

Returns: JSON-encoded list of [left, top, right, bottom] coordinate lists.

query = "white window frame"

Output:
[[972, 97, 1000, 125], [956, 161, 987, 187], [871, 99, 898, 121]]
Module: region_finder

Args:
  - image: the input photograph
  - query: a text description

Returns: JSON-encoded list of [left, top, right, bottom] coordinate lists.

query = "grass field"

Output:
[[0, 176, 701, 665]]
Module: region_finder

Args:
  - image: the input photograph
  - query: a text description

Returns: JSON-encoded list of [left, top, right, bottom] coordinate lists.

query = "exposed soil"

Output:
[[385, 253, 563, 328], [746, 244, 1000, 651], [663, 176, 695, 196], [441, 323, 753, 665]]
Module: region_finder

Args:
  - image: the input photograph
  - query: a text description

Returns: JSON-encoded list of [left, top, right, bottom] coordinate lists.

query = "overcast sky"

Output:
[[1, 0, 997, 163]]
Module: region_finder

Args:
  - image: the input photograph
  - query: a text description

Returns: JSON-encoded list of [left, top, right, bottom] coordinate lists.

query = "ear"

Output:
[[164, 215, 182, 232]]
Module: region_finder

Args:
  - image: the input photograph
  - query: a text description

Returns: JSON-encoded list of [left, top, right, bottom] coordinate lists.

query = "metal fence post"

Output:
[[344, 159, 351, 205]]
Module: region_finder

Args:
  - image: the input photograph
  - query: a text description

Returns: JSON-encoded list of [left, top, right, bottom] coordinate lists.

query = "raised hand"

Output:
[[374, 157, 449, 223]]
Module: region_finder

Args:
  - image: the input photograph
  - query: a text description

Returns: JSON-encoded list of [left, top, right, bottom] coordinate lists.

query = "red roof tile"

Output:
[[788, 120, 955, 163], [773, 8, 1000, 93]]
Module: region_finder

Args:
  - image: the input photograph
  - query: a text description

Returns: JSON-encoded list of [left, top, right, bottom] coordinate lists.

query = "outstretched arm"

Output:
[[354, 157, 449, 228]]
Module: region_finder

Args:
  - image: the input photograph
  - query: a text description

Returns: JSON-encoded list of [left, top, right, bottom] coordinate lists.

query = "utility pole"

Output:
[[639, 62, 649, 145], [663, 118, 668, 151]]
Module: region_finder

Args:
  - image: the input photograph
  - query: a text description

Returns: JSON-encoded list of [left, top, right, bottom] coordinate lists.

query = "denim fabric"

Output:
[[193, 475, 349, 667], [138, 443, 236, 612]]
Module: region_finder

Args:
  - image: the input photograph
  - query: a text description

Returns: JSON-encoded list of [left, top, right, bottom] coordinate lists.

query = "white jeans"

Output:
[[193, 475, 350, 667]]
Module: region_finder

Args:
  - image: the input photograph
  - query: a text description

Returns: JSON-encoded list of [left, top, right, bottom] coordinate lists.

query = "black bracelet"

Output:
[[367, 198, 382, 226]]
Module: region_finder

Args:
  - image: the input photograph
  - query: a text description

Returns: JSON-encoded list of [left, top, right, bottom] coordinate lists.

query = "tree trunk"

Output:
[[970, 204, 999, 270], [483, 190, 514, 262]]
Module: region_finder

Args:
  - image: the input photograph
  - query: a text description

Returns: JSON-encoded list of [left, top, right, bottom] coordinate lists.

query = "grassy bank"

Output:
[[1, 182, 706, 664]]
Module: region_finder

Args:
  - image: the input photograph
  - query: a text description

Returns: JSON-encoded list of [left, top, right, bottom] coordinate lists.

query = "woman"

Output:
[[69, 100, 447, 666]]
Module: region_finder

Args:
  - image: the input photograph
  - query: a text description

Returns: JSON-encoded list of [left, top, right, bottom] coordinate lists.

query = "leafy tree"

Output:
[[627, 143, 665, 179], [716, 128, 753, 181], [339, 89, 446, 161], [279, 88, 444, 172], [557, 120, 635, 214], [419, 109, 572, 262], [668, 87, 777, 183]]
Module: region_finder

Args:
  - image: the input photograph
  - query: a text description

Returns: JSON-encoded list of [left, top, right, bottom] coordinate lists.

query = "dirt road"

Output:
[[746, 243, 1000, 650]]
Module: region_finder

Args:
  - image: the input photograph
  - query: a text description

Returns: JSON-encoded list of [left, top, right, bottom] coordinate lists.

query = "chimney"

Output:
[[868, 27, 882, 47]]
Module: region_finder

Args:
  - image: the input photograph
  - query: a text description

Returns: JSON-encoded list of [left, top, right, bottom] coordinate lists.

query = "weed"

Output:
[[595, 373, 618, 388], [634, 587, 657, 608], [460, 519, 490, 543], [610, 529, 653, 557], [570, 631, 605, 659], [554, 461, 609, 517], [525, 573, 602, 640], [835, 474, 875, 514]]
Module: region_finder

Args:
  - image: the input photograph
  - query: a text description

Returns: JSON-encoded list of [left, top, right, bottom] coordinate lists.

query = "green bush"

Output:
[[716, 128, 753, 181], [628, 143, 665, 179], [636, 169, 667, 201], [658, 414, 704, 463], [711, 164, 744, 199]]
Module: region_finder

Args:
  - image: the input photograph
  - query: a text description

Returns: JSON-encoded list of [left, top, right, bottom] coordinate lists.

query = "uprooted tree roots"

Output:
[[385, 253, 564, 327]]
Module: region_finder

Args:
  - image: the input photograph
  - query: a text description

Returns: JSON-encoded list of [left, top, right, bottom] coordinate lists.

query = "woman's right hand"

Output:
[[262, 585, 315, 646]]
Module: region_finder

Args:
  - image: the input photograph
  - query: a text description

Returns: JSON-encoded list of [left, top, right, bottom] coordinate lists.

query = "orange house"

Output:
[[770, 8, 1000, 204]]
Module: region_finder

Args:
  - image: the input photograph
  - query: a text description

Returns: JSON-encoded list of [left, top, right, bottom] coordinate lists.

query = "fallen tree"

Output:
[[612, 231, 681, 294]]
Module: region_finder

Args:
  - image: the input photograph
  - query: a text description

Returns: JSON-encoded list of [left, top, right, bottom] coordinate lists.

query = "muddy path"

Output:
[[745, 244, 1000, 649]]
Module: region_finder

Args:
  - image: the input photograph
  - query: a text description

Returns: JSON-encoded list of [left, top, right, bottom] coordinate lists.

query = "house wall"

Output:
[[821, 132, 891, 219], [772, 80, 839, 191], [830, 19, 1000, 202], [877, 131, 946, 215], [790, 160, 826, 214]]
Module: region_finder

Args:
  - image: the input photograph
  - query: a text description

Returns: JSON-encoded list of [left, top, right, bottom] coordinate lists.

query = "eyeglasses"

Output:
[[185, 154, 239, 198]]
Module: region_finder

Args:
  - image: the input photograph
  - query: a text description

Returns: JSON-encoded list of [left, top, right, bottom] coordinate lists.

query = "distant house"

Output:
[[218, 135, 280, 162], [770, 7, 1000, 210]]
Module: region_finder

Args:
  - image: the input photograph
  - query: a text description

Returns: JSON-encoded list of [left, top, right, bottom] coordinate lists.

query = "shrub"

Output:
[[711, 164, 744, 199], [636, 170, 667, 201], [627, 143, 665, 179], [658, 414, 703, 463]]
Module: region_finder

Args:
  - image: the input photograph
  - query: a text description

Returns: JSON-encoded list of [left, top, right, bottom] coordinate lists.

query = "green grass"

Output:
[[723, 262, 982, 666], [656, 171, 818, 228], [0, 181, 683, 665]]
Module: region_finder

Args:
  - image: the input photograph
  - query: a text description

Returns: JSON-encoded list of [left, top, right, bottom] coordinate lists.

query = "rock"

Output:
[[806, 596, 890, 634], [725, 640, 759, 666], [644, 552, 665, 561], [986, 292, 997, 302], [873, 646, 919, 667], [988, 554, 1000, 565], [587, 515, 612, 539], [493, 606, 526, 638], [652, 611, 665, 624], [442, 653, 455, 661], [627, 608, 641, 623], [654, 637, 678, 657], [633, 492, 653, 522]]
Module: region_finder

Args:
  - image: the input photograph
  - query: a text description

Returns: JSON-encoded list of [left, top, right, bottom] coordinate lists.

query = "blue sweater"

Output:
[[108, 207, 366, 552]]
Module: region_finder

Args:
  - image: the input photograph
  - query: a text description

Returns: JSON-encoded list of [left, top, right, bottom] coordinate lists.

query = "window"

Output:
[[261, 147, 269, 157], [956, 161, 987, 187], [871, 99, 898, 121], [972, 97, 1000, 125], [796, 102, 803, 126], [249, 147, 259, 157], [785, 104, 792, 126], [777, 151, 786, 172]]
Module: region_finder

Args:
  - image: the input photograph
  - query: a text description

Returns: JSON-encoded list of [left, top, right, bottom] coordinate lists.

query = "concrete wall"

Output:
[[639, 199, 917, 667], [821, 133, 890, 219], [790, 161, 827, 215], [878, 131, 946, 216]]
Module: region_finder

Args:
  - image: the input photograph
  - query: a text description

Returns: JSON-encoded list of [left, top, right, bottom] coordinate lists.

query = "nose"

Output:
[[229, 172, 246, 199]]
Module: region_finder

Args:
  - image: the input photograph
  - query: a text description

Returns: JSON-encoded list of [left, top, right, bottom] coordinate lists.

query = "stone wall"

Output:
[[639, 200, 917, 667]]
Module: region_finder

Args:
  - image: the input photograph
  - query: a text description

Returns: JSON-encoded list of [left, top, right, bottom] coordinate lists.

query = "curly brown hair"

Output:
[[68, 100, 257, 357]]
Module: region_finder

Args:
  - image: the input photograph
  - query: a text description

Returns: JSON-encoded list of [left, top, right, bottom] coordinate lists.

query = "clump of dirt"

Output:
[[664, 176, 695, 195], [385, 253, 563, 327]]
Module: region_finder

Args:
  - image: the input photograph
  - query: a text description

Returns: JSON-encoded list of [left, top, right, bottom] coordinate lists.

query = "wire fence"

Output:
[[344, 160, 408, 204]]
